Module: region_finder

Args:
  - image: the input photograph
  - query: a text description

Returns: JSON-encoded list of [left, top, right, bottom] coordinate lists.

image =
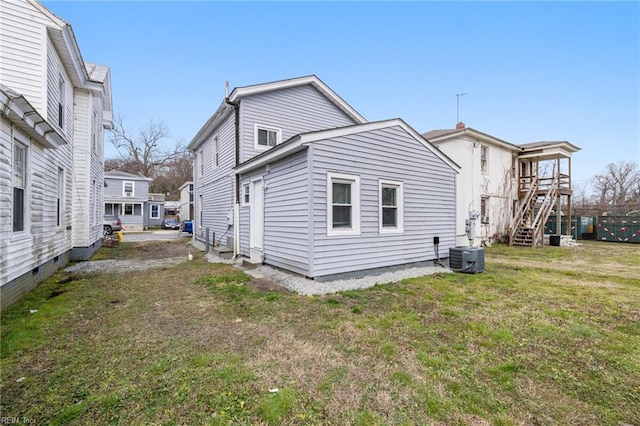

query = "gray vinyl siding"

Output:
[[239, 150, 310, 275], [146, 203, 164, 227], [194, 112, 235, 247], [239, 85, 357, 162], [310, 125, 457, 277]]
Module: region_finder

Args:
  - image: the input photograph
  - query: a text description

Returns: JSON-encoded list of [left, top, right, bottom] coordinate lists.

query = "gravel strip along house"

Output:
[[188, 75, 459, 285]]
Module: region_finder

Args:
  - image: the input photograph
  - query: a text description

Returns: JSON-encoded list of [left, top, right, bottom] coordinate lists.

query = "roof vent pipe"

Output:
[[225, 81, 229, 98]]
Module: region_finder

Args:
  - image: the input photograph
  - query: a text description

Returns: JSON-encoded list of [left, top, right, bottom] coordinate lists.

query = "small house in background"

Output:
[[103, 171, 152, 232], [189, 75, 459, 282], [147, 193, 165, 228], [0, 0, 111, 309], [179, 181, 194, 222], [423, 122, 580, 247]]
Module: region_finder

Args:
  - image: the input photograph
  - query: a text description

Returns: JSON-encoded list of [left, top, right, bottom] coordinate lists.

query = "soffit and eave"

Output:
[[0, 84, 66, 149]]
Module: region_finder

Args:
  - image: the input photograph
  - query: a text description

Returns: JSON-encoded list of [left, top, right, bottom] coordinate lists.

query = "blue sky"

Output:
[[43, 1, 639, 191]]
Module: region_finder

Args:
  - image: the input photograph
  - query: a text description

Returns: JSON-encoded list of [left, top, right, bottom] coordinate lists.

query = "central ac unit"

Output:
[[449, 247, 485, 274]]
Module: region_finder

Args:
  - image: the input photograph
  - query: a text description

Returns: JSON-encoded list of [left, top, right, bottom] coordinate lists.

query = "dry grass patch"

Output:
[[1, 240, 639, 425]]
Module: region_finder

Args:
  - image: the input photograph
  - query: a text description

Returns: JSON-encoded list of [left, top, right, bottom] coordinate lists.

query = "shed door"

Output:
[[250, 179, 264, 251]]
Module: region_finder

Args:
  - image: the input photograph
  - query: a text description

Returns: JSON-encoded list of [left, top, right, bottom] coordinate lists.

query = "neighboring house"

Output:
[[188, 75, 459, 281], [423, 122, 580, 247], [178, 181, 194, 222], [147, 193, 165, 228], [103, 171, 152, 232], [0, 0, 112, 309]]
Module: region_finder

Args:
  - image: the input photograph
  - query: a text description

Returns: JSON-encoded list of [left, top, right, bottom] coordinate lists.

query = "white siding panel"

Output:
[[88, 95, 105, 244], [46, 40, 73, 140], [434, 138, 517, 246], [0, 119, 73, 286], [0, 0, 50, 114], [72, 91, 90, 247], [310, 125, 457, 277]]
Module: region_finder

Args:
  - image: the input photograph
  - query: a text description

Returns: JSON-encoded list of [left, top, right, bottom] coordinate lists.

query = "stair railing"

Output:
[[509, 176, 539, 245], [531, 178, 559, 246]]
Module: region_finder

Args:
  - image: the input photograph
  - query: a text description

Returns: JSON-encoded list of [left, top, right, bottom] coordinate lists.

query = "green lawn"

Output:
[[1, 240, 639, 425]]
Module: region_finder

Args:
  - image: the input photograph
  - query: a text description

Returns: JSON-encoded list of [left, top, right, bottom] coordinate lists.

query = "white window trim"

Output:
[[150, 204, 160, 219], [327, 172, 360, 237], [241, 183, 250, 207], [254, 123, 282, 151], [212, 134, 219, 169], [480, 144, 489, 174], [11, 135, 30, 239], [123, 181, 135, 197], [197, 150, 203, 177], [379, 179, 404, 234]]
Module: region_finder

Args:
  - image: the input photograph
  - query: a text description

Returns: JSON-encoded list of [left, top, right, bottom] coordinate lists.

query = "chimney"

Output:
[[456, 122, 465, 130]]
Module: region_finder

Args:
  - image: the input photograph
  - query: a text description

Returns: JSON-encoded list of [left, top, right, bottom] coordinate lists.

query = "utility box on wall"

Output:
[[449, 247, 485, 274]]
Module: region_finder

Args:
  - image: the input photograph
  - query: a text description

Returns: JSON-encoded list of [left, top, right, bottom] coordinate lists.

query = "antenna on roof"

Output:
[[225, 81, 229, 98], [456, 92, 468, 124]]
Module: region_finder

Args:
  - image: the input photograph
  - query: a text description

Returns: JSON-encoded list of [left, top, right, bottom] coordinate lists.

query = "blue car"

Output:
[[181, 220, 193, 234]]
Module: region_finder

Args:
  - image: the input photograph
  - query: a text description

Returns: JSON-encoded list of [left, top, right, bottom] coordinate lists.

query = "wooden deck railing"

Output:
[[519, 174, 570, 193]]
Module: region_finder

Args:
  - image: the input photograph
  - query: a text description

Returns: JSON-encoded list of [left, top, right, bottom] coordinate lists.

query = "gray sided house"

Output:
[[103, 171, 152, 232], [147, 193, 165, 228], [188, 75, 459, 282], [237, 119, 459, 280]]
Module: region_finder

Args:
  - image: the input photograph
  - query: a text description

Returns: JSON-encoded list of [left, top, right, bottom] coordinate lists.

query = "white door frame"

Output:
[[249, 178, 264, 261]]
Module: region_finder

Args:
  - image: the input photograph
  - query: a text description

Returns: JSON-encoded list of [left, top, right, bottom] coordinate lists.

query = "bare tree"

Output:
[[590, 161, 640, 212], [109, 115, 184, 178], [149, 154, 193, 200]]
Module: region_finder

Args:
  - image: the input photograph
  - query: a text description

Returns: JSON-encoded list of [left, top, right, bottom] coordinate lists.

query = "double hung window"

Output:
[[379, 180, 404, 233], [327, 172, 360, 236], [13, 142, 27, 232]]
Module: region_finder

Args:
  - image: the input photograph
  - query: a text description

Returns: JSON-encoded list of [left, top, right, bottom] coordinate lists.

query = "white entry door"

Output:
[[250, 179, 264, 261]]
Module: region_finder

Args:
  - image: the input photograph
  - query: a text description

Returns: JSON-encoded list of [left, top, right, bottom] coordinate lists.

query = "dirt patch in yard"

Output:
[[114, 239, 192, 260], [249, 277, 292, 293]]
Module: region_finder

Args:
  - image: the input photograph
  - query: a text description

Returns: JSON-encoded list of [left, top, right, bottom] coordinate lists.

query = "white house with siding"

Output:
[[423, 123, 580, 247], [0, 0, 112, 309], [189, 76, 459, 282], [423, 124, 521, 247], [178, 181, 194, 222]]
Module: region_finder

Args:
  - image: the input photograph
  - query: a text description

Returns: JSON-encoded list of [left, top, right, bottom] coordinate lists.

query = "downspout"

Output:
[[225, 96, 240, 257]]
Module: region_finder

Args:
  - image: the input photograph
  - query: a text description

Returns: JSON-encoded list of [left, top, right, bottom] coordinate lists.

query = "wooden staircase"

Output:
[[509, 177, 559, 247]]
